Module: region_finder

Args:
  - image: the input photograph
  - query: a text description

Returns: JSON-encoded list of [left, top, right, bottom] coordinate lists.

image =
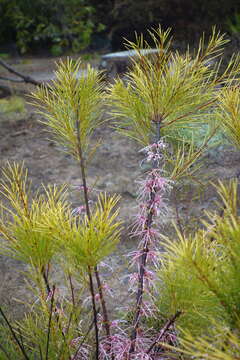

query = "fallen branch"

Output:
[[0, 58, 42, 86]]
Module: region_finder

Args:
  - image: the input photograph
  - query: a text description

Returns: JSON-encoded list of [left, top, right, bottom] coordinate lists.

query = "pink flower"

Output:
[[72, 205, 86, 215], [99, 334, 131, 360], [128, 272, 139, 292]]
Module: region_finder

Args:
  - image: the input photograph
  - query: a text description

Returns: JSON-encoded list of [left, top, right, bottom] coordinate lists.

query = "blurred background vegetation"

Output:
[[0, 0, 240, 56]]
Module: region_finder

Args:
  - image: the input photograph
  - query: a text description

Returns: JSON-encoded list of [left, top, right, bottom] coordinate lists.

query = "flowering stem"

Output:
[[130, 120, 162, 353], [129, 189, 156, 353]]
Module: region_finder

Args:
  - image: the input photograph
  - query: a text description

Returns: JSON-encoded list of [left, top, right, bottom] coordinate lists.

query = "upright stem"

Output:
[[76, 120, 91, 220], [76, 120, 99, 358], [42, 266, 51, 294], [129, 190, 156, 352], [130, 120, 161, 353], [94, 268, 111, 336], [88, 268, 99, 360], [75, 119, 111, 348]]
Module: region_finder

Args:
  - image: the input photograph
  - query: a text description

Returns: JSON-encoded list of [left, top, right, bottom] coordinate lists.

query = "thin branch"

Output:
[[0, 58, 42, 87], [75, 117, 100, 358], [46, 285, 55, 360], [173, 188, 185, 238], [75, 119, 91, 220], [71, 306, 100, 360], [68, 273, 75, 307], [94, 267, 111, 336], [76, 117, 111, 341], [161, 99, 217, 129], [88, 269, 99, 360], [39, 345, 43, 360], [0, 306, 30, 360], [42, 267, 51, 295], [146, 311, 182, 354]]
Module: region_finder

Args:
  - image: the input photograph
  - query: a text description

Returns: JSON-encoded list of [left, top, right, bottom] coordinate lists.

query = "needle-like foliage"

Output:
[[61, 193, 122, 270], [31, 58, 105, 160], [156, 179, 240, 356], [215, 85, 240, 149], [109, 26, 240, 146], [0, 162, 69, 270]]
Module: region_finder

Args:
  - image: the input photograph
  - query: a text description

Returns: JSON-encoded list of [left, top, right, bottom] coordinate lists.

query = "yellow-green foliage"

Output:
[[216, 86, 240, 149], [0, 162, 69, 270], [0, 163, 121, 273], [38, 191, 122, 270], [31, 58, 104, 160], [108, 27, 240, 146], [61, 193, 121, 270], [179, 324, 240, 360], [0, 296, 83, 359], [157, 179, 240, 357]]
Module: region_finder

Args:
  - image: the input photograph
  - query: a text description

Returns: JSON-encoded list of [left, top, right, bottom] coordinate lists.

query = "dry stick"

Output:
[[76, 119, 111, 339], [146, 311, 182, 354], [0, 58, 42, 86], [0, 306, 30, 360], [130, 120, 161, 353]]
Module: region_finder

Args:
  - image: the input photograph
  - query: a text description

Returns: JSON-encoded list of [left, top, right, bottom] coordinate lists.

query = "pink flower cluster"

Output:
[[140, 140, 167, 164]]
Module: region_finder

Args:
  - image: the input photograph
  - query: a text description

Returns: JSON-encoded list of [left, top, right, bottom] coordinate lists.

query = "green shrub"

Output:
[[157, 179, 240, 358], [0, 0, 95, 54]]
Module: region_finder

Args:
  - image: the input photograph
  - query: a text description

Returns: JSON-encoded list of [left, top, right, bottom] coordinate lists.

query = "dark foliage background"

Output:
[[0, 0, 240, 55]]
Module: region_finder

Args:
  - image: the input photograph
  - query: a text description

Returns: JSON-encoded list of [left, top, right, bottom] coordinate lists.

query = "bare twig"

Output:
[[46, 285, 55, 360], [68, 273, 76, 307], [0, 58, 42, 87], [88, 269, 99, 360], [42, 266, 51, 295], [146, 311, 182, 354], [94, 268, 111, 336], [0, 306, 30, 360], [75, 118, 99, 359]]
